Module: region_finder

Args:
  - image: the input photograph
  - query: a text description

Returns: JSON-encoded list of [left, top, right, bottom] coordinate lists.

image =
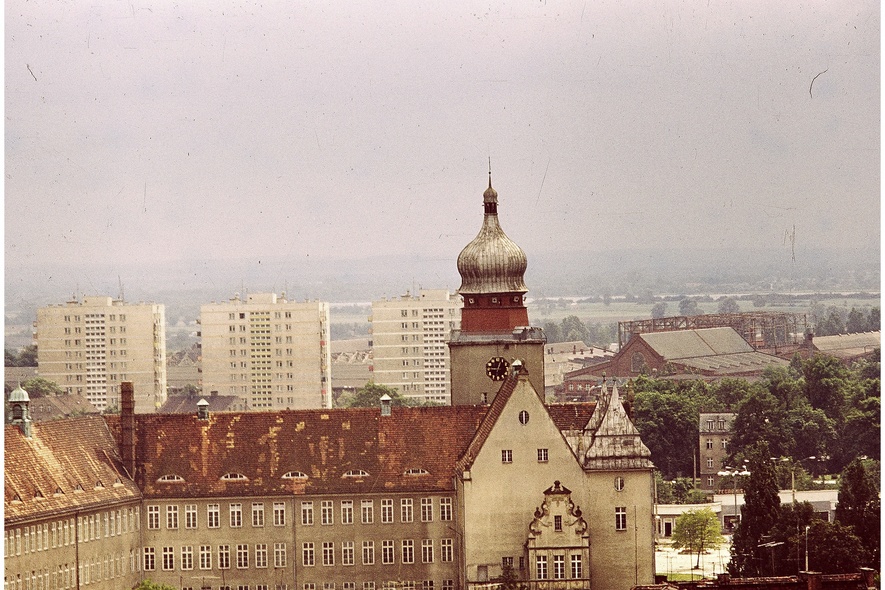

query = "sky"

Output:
[[5, 0, 880, 273]]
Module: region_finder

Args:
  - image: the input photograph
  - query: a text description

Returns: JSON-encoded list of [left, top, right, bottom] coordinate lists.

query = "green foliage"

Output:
[[134, 580, 178, 590], [728, 441, 781, 576], [492, 564, 526, 590], [679, 298, 701, 316], [631, 377, 720, 478], [805, 520, 869, 573], [672, 508, 724, 569], [5, 345, 37, 367], [651, 301, 667, 318], [835, 458, 880, 566], [340, 382, 420, 408], [19, 377, 64, 398], [717, 297, 741, 314]]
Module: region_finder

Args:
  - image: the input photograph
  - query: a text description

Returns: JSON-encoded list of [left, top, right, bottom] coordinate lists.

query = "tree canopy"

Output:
[[835, 458, 880, 567], [340, 382, 422, 408], [671, 508, 724, 569], [728, 441, 781, 576]]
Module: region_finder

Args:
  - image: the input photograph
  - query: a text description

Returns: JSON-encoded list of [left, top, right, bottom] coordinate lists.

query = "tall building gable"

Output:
[[5, 416, 141, 525]]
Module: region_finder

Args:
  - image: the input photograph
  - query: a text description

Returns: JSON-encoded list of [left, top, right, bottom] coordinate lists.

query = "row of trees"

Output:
[[541, 315, 616, 346], [729, 443, 879, 575], [629, 351, 879, 480]]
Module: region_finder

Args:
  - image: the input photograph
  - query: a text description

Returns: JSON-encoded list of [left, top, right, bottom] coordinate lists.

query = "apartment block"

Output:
[[699, 412, 736, 492], [369, 290, 461, 404], [36, 296, 166, 413], [200, 293, 331, 410]]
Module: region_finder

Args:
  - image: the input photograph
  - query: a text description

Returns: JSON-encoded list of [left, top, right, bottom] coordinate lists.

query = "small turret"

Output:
[[9, 383, 32, 437]]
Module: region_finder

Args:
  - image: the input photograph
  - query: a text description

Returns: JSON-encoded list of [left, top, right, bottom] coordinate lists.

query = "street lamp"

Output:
[[804, 525, 810, 572], [718, 465, 750, 532]]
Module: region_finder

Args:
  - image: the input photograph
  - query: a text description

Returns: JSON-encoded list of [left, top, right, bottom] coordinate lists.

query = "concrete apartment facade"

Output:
[[200, 293, 332, 410], [369, 290, 461, 404], [36, 296, 166, 413]]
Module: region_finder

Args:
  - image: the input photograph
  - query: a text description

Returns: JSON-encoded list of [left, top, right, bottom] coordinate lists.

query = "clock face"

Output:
[[485, 356, 509, 381]]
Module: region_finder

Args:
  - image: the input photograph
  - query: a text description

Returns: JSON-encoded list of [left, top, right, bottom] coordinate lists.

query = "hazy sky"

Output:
[[6, 1, 880, 272]]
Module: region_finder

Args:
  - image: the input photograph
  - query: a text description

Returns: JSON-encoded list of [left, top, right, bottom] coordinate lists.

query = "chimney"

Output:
[[799, 572, 822, 590], [120, 382, 136, 478], [380, 393, 392, 417]]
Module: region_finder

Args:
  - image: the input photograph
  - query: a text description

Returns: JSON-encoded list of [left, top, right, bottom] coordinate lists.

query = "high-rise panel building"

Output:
[[200, 293, 331, 410], [36, 296, 166, 413], [369, 289, 461, 404]]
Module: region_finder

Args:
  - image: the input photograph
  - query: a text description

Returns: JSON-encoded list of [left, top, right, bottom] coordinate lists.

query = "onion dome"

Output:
[[457, 179, 528, 295], [9, 383, 29, 404]]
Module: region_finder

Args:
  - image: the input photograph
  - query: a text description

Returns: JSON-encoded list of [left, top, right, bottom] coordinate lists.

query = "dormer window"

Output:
[[404, 468, 429, 476], [342, 469, 369, 478], [34, 489, 44, 499], [157, 474, 185, 482], [220, 473, 248, 481], [282, 471, 308, 480], [94, 480, 104, 489], [54, 488, 64, 496]]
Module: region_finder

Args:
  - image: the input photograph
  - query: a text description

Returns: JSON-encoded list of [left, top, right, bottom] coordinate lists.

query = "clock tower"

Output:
[[449, 175, 546, 405]]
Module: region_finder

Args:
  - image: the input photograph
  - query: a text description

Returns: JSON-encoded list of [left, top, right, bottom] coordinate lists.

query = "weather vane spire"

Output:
[[488, 157, 492, 188]]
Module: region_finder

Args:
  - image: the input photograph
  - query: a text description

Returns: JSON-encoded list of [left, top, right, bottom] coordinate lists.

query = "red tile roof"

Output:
[[5, 416, 142, 525], [107, 404, 490, 498]]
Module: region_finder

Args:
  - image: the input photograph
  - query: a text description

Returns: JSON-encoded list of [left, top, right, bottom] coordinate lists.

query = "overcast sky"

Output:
[[5, 1, 880, 273]]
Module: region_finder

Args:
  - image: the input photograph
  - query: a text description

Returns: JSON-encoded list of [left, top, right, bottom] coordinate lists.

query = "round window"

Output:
[[615, 476, 625, 491], [518, 410, 530, 425]]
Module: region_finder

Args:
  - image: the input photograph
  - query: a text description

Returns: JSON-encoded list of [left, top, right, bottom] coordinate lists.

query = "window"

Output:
[[401, 540, 414, 564], [341, 541, 354, 566], [420, 498, 433, 522], [255, 544, 268, 568], [501, 450, 513, 464], [237, 544, 249, 569], [274, 543, 287, 568], [553, 555, 565, 579], [143, 547, 155, 571], [208, 504, 220, 528], [361, 500, 374, 524], [442, 582, 453, 590], [706, 419, 714, 430], [615, 507, 627, 531], [364, 584, 376, 590], [302, 542, 315, 566], [147, 506, 160, 530], [503, 557, 513, 569], [381, 499, 393, 523], [322, 542, 335, 566], [615, 476, 625, 491], [722, 438, 728, 450], [707, 476, 715, 487], [185, 505, 198, 529], [362, 541, 375, 565], [273, 503, 286, 526], [554, 515, 563, 531], [341, 501, 353, 524], [219, 545, 231, 569], [441, 539, 453, 562], [536, 555, 548, 580], [301, 501, 314, 526], [706, 457, 714, 469], [181, 546, 194, 570], [252, 503, 265, 527], [166, 506, 179, 529], [421, 539, 434, 563], [401, 499, 413, 523], [440, 498, 452, 521], [706, 439, 714, 450], [200, 545, 212, 570], [321, 501, 333, 525], [537, 448, 548, 462], [571, 554, 583, 579], [230, 504, 243, 528], [381, 540, 394, 564]]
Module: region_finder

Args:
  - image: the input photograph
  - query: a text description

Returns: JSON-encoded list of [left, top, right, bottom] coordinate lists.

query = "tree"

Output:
[[805, 520, 869, 573], [19, 377, 65, 398], [542, 321, 562, 343], [835, 458, 880, 566], [134, 580, 178, 590], [728, 441, 781, 576], [492, 563, 526, 590], [651, 301, 667, 319], [341, 382, 417, 408], [5, 345, 37, 367], [845, 307, 866, 334], [671, 508, 724, 569], [679, 298, 701, 316], [560, 315, 589, 343], [717, 297, 740, 314]]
